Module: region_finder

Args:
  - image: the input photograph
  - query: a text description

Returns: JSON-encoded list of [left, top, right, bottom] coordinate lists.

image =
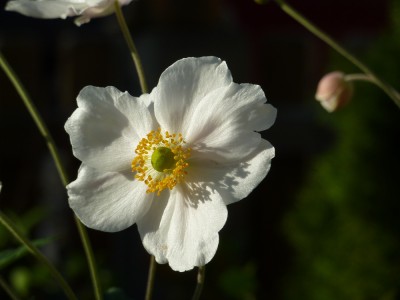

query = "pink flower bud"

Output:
[[315, 71, 353, 112]]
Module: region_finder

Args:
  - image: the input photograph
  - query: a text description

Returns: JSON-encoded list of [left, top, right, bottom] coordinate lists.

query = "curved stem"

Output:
[[272, 0, 400, 109], [0, 52, 68, 186], [345, 74, 400, 100], [191, 266, 206, 300], [144, 255, 157, 300], [0, 275, 21, 300], [114, 1, 148, 94], [0, 51, 102, 300], [0, 212, 77, 300], [344, 73, 376, 83]]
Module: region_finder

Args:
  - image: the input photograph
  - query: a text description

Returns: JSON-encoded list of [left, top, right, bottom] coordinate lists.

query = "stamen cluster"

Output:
[[132, 128, 191, 195]]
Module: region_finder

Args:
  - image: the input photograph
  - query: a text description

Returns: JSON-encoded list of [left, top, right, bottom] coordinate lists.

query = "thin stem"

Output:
[[0, 51, 102, 300], [273, 0, 400, 109], [114, 0, 148, 94], [344, 74, 400, 100], [74, 217, 103, 300], [0, 275, 21, 300], [0, 212, 77, 300], [344, 73, 376, 83], [0, 52, 68, 186], [144, 255, 157, 300], [191, 266, 206, 300]]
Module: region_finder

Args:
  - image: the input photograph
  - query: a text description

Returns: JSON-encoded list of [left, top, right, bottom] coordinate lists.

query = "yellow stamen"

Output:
[[131, 128, 191, 195]]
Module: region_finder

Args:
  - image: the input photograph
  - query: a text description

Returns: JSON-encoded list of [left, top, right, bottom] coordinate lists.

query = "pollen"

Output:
[[131, 128, 191, 195]]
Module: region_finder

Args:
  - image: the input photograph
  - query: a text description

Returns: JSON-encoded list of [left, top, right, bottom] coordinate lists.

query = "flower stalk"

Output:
[[272, 0, 400, 109], [0, 51, 102, 300], [344, 73, 384, 85], [145, 255, 157, 300], [191, 266, 206, 300], [114, 0, 148, 93], [0, 212, 77, 300], [344, 73, 400, 100]]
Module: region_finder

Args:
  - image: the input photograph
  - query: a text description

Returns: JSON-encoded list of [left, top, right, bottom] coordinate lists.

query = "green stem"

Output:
[[344, 74, 400, 99], [273, 0, 400, 109], [344, 73, 376, 84], [144, 255, 157, 300], [0, 51, 102, 300], [0, 275, 21, 300], [0, 52, 68, 186], [0, 212, 77, 300], [114, 1, 148, 94], [191, 266, 206, 300], [74, 217, 103, 300]]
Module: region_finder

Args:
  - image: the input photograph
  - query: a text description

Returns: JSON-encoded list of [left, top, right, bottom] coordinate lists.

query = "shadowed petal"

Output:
[[137, 186, 227, 271], [187, 139, 275, 205], [5, 0, 89, 19], [185, 83, 276, 164], [5, 0, 133, 25], [73, 0, 133, 26]]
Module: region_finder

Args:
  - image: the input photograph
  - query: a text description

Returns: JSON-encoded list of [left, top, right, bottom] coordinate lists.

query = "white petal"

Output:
[[153, 57, 233, 134], [65, 86, 155, 172], [117, 0, 132, 5], [140, 93, 154, 108], [74, 15, 91, 26], [6, 0, 132, 25], [137, 186, 227, 271], [68, 164, 153, 232], [187, 139, 275, 205], [5, 0, 89, 19], [186, 83, 276, 163], [74, 0, 133, 26]]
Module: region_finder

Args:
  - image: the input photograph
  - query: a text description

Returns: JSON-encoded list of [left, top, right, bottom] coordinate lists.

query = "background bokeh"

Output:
[[0, 0, 399, 299]]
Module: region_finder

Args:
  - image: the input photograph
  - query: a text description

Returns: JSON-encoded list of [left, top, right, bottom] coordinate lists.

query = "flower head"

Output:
[[315, 71, 353, 112], [65, 57, 277, 271], [5, 0, 132, 26]]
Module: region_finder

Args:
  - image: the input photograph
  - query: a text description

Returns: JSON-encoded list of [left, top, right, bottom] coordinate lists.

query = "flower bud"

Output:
[[315, 71, 353, 112]]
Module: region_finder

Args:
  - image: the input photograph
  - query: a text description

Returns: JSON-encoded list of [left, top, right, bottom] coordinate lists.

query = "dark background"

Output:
[[0, 0, 399, 299]]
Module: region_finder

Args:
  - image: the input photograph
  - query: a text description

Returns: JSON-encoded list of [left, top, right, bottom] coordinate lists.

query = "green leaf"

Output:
[[0, 237, 53, 269]]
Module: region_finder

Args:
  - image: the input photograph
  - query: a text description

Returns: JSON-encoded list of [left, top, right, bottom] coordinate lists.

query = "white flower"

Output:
[[5, 0, 133, 26], [65, 57, 277, 271]]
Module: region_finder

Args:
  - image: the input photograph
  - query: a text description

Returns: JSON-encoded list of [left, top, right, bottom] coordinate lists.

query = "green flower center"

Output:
[[151, 147, 176, 172], [132, 128, 191, 195]]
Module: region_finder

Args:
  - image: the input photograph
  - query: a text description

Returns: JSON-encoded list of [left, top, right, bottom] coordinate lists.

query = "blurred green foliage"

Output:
[[0, 207, 59, 298], [283, 1, 400, 299], [0, 237, 52, 269], [219, 262, 257, 300]]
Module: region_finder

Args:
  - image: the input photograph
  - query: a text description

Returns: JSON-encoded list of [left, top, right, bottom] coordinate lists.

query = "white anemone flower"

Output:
[[65, 56, 277, 271], [5, 0, 133, 26]]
